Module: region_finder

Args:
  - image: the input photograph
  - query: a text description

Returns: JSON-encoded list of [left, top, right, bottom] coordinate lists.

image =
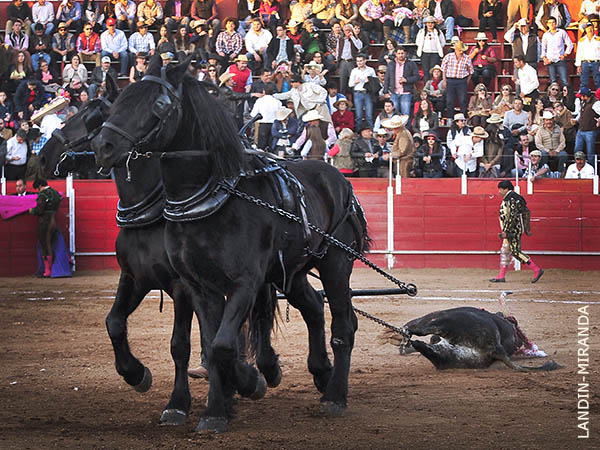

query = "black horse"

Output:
[[37, 87, 263, 426], [91, 56, 371, 432]]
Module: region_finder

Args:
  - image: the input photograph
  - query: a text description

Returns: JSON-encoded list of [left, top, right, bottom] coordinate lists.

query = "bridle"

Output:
[[99, 67, 183, 181], [52, 96, 113, 176]]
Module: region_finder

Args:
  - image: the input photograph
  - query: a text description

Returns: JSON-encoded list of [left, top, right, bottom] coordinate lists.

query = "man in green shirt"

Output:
[[29, 178, 62, 277]]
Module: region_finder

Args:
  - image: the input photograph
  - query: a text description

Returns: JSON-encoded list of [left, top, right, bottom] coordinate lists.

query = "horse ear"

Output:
[[104, 73, 119, 102], [146, 54, 163, 76], [167, 55, 194, 87]]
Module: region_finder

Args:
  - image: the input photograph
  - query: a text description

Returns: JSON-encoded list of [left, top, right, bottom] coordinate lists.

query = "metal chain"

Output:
[[351, 306, 410, 337], [222, 184, 417, 297]]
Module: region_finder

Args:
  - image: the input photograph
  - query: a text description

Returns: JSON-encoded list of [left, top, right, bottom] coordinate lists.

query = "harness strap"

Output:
[[102, 121, 140, 145], [142, 74, 182, 101]]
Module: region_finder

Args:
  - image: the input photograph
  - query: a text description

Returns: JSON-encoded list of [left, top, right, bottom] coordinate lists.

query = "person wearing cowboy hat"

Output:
[[190, 0, 221, 37], [534, 109, 568, 175], [540, 16, 573, 87], [128, 21, 155, 64], [440, 39, 473, 120], [331, 97, 354, 133], [373, 128, 393, 177], [351, 121, 380, 178], [423, 65, 446, 113], [302, 60, 326, 86], [505, 18, 540, 70], [573, 86, 600, 166], [468, 32, 497, 89], [272, 106, 302, 157], [382, 115, 414, 178], [415, 15, 445, 81], [218, 70, 264, 127], [452, 125, 487, 177], [565, 151, 596, 179], [293, 109, 336, 159], [328, 128, 356, 176], [478, 113, 504, 178]]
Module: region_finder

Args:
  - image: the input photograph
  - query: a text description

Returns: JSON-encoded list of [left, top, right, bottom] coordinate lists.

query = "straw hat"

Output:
[[472, 126, 489, 138], [542, 110, 555, 120], [453, 40, 469, 52], [453, 113, 467, 121], [486, 113, 503, 124], [303, 109, 324, 122], [235, 54, 249, 63], [381, 115, 409, 129], [275, 107, 293, 121], [219, 72, 235, 86], [305, 61, 323, 73], [287, 20, 300, 29], [190, 20, 203, 29], [333, 97, 352, 109], [377, 65, 387, 73], [57, 22, 67, 29], [339, 128, 355, 140], [429, 64, 442, 75], [475, 32, 488, 41]]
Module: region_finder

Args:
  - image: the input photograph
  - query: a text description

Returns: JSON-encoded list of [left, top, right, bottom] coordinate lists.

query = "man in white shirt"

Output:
[[541, 17, 573, 86], [575, 22, 600, 89], [565, 151, 596, 178], [250, 84, 283, 151], [5, 130, 28, 180], [513, 55, 539, 111], [245, 18, 272, 71], [32, 0, 55, 35], [349, 53, 376, 128], [100, 17, 129, 76], [452, 125, 486, 176]]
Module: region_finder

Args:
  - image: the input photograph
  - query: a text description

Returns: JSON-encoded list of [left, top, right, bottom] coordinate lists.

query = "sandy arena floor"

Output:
[[0, 268, 598, 449]]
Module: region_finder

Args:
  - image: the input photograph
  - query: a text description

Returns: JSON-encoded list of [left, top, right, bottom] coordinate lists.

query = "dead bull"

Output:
[[380, 307, 560, 371]]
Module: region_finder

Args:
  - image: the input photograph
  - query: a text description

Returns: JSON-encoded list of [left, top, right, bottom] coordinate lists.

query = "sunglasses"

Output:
[[208, 69, 216, 72]]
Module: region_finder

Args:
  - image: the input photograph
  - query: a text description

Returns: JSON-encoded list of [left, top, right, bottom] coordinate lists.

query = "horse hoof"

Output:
[[133, 367, 152, 393], [267, 367, 282, 388], [320, 401, 346, 417], [195, 416, 228, 433], [159, 409, 188, 425], [249, 373, 267, 400]]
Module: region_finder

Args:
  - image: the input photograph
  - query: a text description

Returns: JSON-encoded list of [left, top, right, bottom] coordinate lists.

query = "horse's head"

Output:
[[38, 95, 115, 178], [91, 55, 192, 170]]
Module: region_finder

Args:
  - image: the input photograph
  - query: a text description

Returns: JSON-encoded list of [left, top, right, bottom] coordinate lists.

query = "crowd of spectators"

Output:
[[0, 0, 598, 181]]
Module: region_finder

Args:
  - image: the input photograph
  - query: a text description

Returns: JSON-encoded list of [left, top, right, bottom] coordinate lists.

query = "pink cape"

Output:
[[0, 194, 39, 220]]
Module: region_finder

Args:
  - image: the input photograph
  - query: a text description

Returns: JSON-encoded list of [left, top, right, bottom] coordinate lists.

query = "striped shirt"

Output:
[[441, 52, 473, 79], [128, 31, 155, 54]]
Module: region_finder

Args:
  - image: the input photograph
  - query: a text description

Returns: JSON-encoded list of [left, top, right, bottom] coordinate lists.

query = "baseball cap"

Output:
[[574, 151, 586, 160], [579, 86, 592, 96], [106, 18, 116, 26], [101, 56, 111, 64]]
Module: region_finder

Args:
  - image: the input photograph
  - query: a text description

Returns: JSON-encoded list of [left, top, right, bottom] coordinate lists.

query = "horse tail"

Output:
[[247, 284, 280, 360]]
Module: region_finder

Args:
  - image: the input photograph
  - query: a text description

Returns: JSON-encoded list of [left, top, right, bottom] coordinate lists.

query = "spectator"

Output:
[[237, 0, 259, 37], [359, 0, 385, 43], [332, 98, 354, 133], [505, 19, 540, 70], [29, 23, 53, 71], [62, 54, 88, 87], [273, 73, 302, 113], [565, 151, 596, 178], [523, 149, 549, 180], [56, 0, 82, 35], [294, 109, 335, 160], [5, 0, 32, 37], [32, 0, 55, 36], [541, 81, 561, 107], [349, 54, 376, 128], [259, 0, 280, 33], [479, 113, 503, 177], [289, 0, 313, 26], [513, 55, 539, 111], [413, 130, 444, 177], [468, 83, 492, 127], [383, 0, 413, 43], [325, 83, 346, 114], [412, 98, 439, 136], [77, 22, 101, 66], [381, 114, 413, 177], [312, 0, 336, 28], [14, 79, 45, 120], [478, 0, 501, 41], [575, 22, 600, 90], [250, 84, 281, 150], [373, 128, 392, 175], [536, 0, 571, 31], [541, 17, 573, 87], [411, 0, 431, 39], [491, 84, 514, 118], [424, 65, 445, 113], [88, 55, 117, 98], [100, 18, 128, 76], [527, 97, 545, 137], [201, 63, 219, 84], [245, 18, 272, 70], [574, 86, 600, 166], [35, 59, 60, 91], [216, 17, 243, 69], [351, 122, 379, 177], [251, 67, 276, 95], [7, 51, 34, 95], [428, 0, 454, 41], [415, 16, 445, 81], [137, 0, 164, 30], [103, 0, 118, 25], [452, 125, 487, 177], [469, 32, 497, 88], [503, 96, 528, 148], [441, 40, 472, 119], [374, 99, 395, 133], [115, 0, 136, 32], [383, 47, 419, 118], [325, 22, 343, 64], [328, 128, 356, 176], [0, 91, 15, 130], [52, 22, 76, 67], [129, 21, 156, 63], [165, 0, 191, 33], [157, 24, 177, 55], [302, 61, 326, 86], [553, 100, 576, 148], [271, 106, 301, 156], [335, 24, 363, 95], [266, 24, 294, 69], [4, 129, 29, 180], [502, 131, 534, 177], [352, 22, 371, 50], [128, 54, 147, 83], [286, 20, 302, 50], [81, 0, 103, 33], [534, 110, 568, 175], [579, 0, 600, 21], [378, 38, 397, 66], [5, 20, 29, 52], [300, 20, 325, 60], [335, 0, 359, 26]]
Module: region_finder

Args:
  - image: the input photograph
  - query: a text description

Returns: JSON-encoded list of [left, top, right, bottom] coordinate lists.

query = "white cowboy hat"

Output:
[[475, 32, 488, 41], [381, 115, 409, 129], [300, 83, 327, 110], [453, 113, 467, 121], [542, 110, 555, 120], [333, 97, 352, 109], [287, 20, 300, 29], [275, 107, 293, 121], [374, 129, 389, 136], [472, 126, 489, 138], [429, 64, 442, 75], [516, 18, 529, 27], [486, 113, 503, 124], [305, 61, 323, 73], [302, 109, 324, 122], [423, 16, 435, 23]]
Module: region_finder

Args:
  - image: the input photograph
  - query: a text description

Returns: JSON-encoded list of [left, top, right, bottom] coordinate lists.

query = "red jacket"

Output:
[[228, 63, 251, 94], [332, 110, 355, 132]]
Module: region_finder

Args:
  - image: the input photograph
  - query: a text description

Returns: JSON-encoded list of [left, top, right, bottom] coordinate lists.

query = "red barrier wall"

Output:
[[1, 178, 599, 277]]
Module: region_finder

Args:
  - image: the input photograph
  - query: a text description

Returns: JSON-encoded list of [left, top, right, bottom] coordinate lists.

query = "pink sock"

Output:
[[495, 266, 507, 279], [527, 259, 540, 273]]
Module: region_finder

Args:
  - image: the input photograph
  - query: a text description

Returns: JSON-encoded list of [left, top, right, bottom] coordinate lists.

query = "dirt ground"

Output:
[[0, 268, 598, 450]]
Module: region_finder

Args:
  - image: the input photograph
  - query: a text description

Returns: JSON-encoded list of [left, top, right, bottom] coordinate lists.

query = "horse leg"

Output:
[[105, 273, 152, 390], [252, 284, 282, 388], [316, 247, 356, 417], [286, 275, 332, 394], [160, 284, 193, 425]]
